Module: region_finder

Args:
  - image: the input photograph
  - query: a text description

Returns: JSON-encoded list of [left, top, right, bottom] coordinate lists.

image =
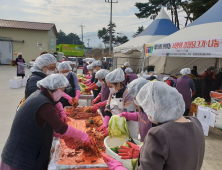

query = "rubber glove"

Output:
[[96, 116, 110, 131], [75, 90, 81, 101], [54, 131, 63, 138], [102, 153, 127, 170], [85, 84, 98, 93], [64, 125, 94, 146], [101, 127, 109, 137], [85, 75, 92, 79], [55, 102, 67, 122], [91, 100, 107, 113], [192, 90, 196, 96], [86, 82, 91, 86], [118, 142, 140, 159], [62, 92, 74, 105], [92, 94, 101, 105], [119, 112, 139, 122], [87, 82, 95, 88], [83, 79, 91, 84]]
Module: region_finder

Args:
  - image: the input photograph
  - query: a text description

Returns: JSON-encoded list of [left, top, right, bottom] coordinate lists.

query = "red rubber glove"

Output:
[[91, 100, 107, 113], [64, 125, 94, 146], [192, 90, 196, 96], [101, 127, 109, 137], [83, 79, 91, 84], [118, 142, 140, 159], [87, 82, 95, 88], [119, 112, 139, 121], [55, 102, 67, 122], [96, 116, 110, 131], [92, 94, 101, 105], [102, 153, 127, 170], [85, 84, 98, 93]]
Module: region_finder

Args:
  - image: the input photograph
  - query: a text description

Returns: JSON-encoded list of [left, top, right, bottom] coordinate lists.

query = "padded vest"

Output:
[[2, 90, 53, 170]]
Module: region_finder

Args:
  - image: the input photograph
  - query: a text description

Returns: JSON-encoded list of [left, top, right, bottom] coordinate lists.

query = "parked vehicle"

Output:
[[67, 57, 79, 73], [102, 57, 113, 70], [77, 57, 85, 67]]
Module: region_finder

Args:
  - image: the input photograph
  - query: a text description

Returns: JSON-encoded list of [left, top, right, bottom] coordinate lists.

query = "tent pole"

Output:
[[163, 57, 168, 74]]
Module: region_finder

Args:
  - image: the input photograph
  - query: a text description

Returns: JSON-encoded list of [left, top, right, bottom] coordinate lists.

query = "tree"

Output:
[[135, 0, 182, 29], [57, 30, 83, 45], [114, 35, 129, 46], [133, 26, 144, 38]]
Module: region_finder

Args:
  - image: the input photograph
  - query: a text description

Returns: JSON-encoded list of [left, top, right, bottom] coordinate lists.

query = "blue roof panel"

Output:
[[137, 19, 178, 37], [187, 0, 222, 27]]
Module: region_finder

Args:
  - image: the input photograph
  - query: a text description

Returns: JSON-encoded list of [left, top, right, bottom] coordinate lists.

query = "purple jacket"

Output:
[[100, 84, 110, 116], [175, 76, 195, 109], [82, 63, 88, 74], [125, 73, 138, 85], [138, 108, 152, 142]]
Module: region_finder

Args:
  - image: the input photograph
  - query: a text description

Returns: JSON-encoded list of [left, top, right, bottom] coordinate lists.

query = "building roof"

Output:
[[0, 19, 58, 37]]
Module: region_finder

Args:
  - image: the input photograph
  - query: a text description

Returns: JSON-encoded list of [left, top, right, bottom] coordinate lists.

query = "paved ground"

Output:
[[0, 65, 222, 169]]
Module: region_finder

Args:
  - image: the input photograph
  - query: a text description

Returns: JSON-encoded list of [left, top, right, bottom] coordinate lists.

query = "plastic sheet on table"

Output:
[[48, 138, 108, 170], [210, 91, 222, 104]]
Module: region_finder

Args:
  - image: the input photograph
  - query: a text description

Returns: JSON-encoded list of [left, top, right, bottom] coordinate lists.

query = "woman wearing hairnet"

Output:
[[97, 68, 138, 139], [174, 68, 196, 116], [90, 69, 110, 116], [102, 81, 205, 170], [82, 59, 88, 75], [119, 78, 152, 142], [58, 62, 81, 107], [15, 52, 26, 78], [124, 68, 138, 86], [0, 74, 93, 170], [82, 64, 94, 86], [25, 54, 57, 99], [85, 60, 102, 99]]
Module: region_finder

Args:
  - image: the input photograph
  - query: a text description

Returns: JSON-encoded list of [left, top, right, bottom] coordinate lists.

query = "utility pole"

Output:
[[105, 0, 118, 56], [87, 38, 90, 48], [78, 23, 85, 43]]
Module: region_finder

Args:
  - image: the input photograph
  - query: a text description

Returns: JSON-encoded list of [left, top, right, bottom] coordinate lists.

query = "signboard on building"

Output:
[[37, 43, 44, 47], [56, 44, 84, 57]]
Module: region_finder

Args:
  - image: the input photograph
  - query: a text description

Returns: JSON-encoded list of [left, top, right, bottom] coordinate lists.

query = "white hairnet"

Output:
[[87, 64, 93, 70], [136, 81, 185, 123], [124, 62, 130, 67], [35, 54, 57, 69], [125, 68, 133, 74], [180, 68, 191, 75], [83, 59, 86, 62], [91, 60, 102, 67], [95, 69, 110, 79], [58, 61, 72, 71], [37, 74, 69, 90], [17, 52, 22, 57], [62, 56, 66, 58], [88, 58, 95, 63], [105, 68, 125, 83], [163, 77, 169, 81], [128, 78, 148, 98]]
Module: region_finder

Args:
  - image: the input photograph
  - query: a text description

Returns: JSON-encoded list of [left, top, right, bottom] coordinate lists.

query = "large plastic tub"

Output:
[[104, 136, 140, 170]]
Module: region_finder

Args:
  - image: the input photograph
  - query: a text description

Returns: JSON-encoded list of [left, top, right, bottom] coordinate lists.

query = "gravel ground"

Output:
[[0, 65, 221, 169]]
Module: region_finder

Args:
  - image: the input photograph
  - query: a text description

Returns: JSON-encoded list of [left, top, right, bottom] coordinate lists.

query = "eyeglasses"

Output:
[[46, 66, 57, 71]]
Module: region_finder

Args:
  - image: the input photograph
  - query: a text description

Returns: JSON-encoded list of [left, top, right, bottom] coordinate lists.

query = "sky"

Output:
[[0, 0, 188, 47]]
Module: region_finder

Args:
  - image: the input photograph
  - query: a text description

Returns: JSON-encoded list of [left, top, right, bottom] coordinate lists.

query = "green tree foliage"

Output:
[[133, 26, 144, 38], [114, 35, 129, 46], [57, 30, 84, 45]]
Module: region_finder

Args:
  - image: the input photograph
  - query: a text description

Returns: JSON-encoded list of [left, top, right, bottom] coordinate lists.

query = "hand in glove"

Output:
[[96, 116, 110, 132], [119, 112, 139, 122], [55, 102, 67, 122], [102, 153, 127, 170], [92, 94, 101, 105], [91, 100, 107, 113], [118, 142, 140, 159], [62, 92, 74, 105], [64, 125, 94, 146], [101, 127, 109, 137], [85, 84, 98, 93], [75, 90, 81, 101], [83, 79, 91, 84], [85, 75, 92, 79], [87, 82, 95, 88]]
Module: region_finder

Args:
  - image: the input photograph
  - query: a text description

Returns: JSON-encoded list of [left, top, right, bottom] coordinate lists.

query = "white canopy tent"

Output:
[[146, 0, 222, 75], [113, 9, 178, 72]]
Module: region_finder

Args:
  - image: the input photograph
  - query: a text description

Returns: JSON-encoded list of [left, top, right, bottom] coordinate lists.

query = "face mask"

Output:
[[134, 99, 139, 106], [109, 87, 118, 94], [53, 89, 63, 101], [89, 71, 93, 75], [46, 70, 55, 75], [62, 72, 69, 77], [100, 81, 106, 85], [93, 69, 97, 73]]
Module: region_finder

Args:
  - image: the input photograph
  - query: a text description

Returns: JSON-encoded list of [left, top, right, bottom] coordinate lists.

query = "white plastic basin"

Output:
[[104, 136, 140, 170]]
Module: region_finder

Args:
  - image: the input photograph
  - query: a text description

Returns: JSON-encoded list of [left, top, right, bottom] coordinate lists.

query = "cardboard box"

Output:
[[10, 79, 22, 88], [197, 106, 216, 127], [202, 124, 210, 136]]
